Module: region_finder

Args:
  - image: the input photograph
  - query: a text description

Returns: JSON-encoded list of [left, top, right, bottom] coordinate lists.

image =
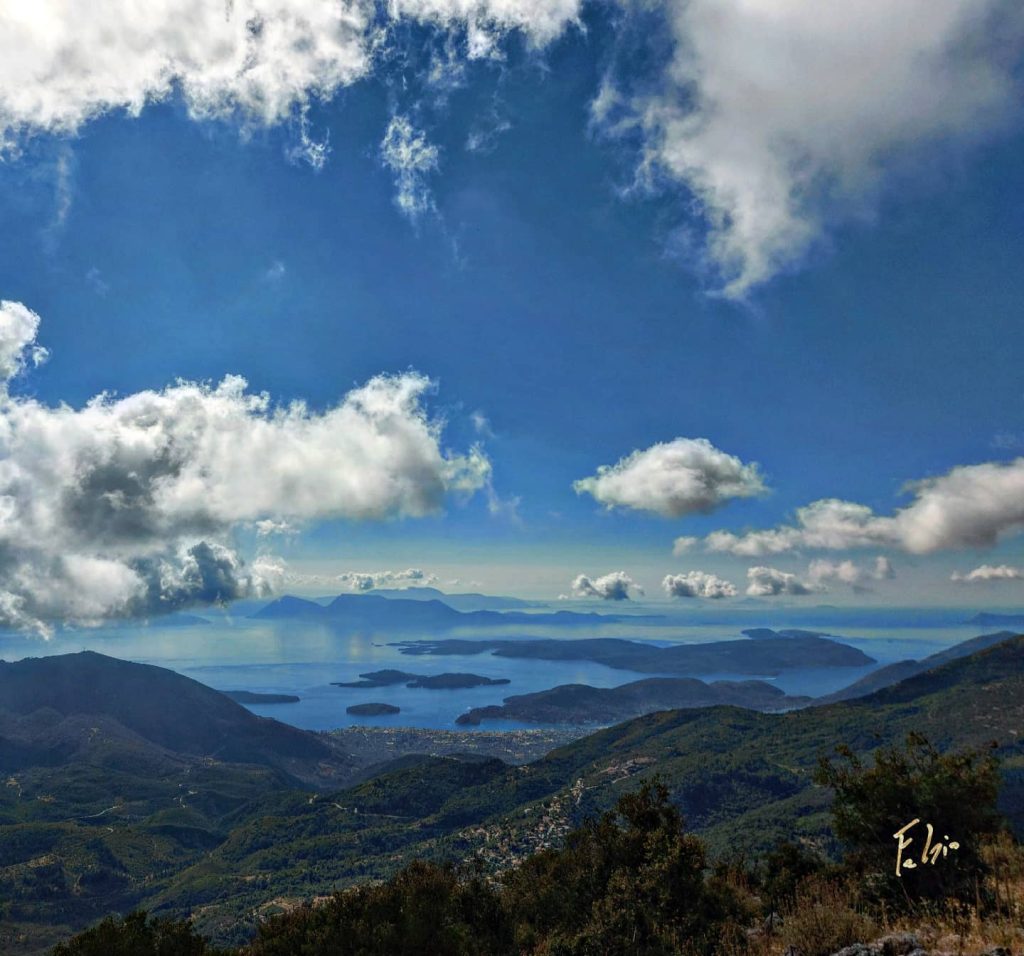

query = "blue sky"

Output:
[[0, 1, 1023, 625]]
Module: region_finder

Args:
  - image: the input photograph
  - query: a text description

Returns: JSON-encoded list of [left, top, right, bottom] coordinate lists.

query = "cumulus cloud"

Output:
[[0, 0, 581, 148], [0, 301, 487, 636], [335, 568, 438, 591], [568, 571, 643, 601], [0, 302, 49, 386], [380, 114, 440, 220], [610, 0, 1024, 297], [671, 535, 698, 555], [951, 564, 1024, 583], [705, 459, 1024, 556], [662, 570, 736, 599], [745, 566, 815, 598], [806, 555, 894, 589], [574, 438, 765, 518]]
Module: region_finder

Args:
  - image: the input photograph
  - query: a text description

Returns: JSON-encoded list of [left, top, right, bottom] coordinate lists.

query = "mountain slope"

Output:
[[455, 677, 810, 725], [0, 652, 333, 775], [155, 634, 1024, 945], [370, 587, 541, 611], [819, 630, 1018, 703]]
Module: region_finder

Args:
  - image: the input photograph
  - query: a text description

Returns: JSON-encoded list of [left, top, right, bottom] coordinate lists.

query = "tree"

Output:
[[503, 779, 741, 955], [50, 911, 218, 956], [246, 860, 510, 956], [815, 732, 1003, 907]]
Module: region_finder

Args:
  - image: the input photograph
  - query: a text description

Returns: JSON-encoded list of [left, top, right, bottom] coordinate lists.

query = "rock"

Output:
[[763, 912, 782, 932], [980, 949, 1012, 956], [831, 945, 878, 956], [877, 932, 921, 956]]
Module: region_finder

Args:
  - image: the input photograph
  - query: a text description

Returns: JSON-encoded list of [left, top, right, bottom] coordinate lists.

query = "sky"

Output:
[[0, 0, 1023, 630]]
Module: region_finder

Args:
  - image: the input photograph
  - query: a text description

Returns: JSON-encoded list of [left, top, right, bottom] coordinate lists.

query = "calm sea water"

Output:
[[0, 604, 1002, 731]]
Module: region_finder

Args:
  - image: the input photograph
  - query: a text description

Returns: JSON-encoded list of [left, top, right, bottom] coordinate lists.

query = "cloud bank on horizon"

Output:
[[1, 0, 1020, 294], [0, 301, 488, 636]]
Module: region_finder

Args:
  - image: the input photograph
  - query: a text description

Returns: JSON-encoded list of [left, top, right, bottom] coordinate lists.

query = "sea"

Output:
[[0, 605, 1007, 733]]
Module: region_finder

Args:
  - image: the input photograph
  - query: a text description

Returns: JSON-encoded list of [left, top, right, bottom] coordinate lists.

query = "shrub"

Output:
[[815, 732, 1004, 908]]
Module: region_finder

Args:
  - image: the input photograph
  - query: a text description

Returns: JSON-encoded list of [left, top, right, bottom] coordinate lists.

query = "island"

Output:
[[394, 633, 874, 677], [346, 702, 401, 716], [333, 670, 511, 690], [455, 677, 811, 726], [221, 690, 301, 704]]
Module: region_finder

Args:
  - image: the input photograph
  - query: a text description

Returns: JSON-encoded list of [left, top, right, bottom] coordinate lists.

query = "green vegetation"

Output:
[[50, 911, 223, 956], [816, 732, 1003, 907], [49, 752, 1024, 955], [4, 636, 1024, 953]]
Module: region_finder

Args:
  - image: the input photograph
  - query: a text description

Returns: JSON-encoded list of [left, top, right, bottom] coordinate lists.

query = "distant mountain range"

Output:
[[369, 587, 544, 612], [254, 592, 658, 628]]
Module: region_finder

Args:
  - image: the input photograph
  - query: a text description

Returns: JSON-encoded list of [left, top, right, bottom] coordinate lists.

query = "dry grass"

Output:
[[727, 837, 1024, 956]]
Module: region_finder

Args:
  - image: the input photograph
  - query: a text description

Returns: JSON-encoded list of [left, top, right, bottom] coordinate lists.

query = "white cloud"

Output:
[[380, 114, 440, 220], [574, 438, 765, 518], [569, 571, 643, 601], [263, 260, 287, 283], [951, 564, 1024, 583], [335, 568, 438, 591], [671, 535, 698, 555], [662, 570, 736, 599], [0, 1, 371, 137], [471, 410, 493, 436], [745, 565, 815, 598], [85, 267, 109, 297], [873, 555, 895, 581], [705, 459, 1024, 556], [0, 301, 49, 387], [608, 0, 1023, 297], [805, 555, 893, 590], [0, 0, 582, 149], [254, 519, 296, 538], [0, 301, 487, 635]]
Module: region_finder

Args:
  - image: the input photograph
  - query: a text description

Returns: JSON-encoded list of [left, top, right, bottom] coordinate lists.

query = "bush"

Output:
[[502, 779, 743, 955], [776, 878, 876, 956], [245, 860, 510, 956], [51, 911, 219, 956], [815, 732, 1004, 908]]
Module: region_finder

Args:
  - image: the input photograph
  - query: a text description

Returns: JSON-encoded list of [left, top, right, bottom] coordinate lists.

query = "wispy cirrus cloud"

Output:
[[0, 300, 488, 636], [380, 114, 441, 220]]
